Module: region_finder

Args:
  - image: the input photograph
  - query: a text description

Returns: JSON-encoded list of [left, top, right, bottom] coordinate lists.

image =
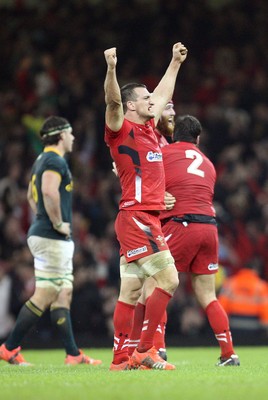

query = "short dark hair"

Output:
[[173, 115, 202, 144], [120, 83, 147, 113], [40, 116, 71, 146]]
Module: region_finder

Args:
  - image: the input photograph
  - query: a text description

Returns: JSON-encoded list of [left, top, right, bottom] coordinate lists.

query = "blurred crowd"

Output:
[[1, 0, 268, 346]]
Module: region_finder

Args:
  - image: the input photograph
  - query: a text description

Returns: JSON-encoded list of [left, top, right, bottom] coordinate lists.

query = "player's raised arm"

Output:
[[151, 42, 188, 125], [104, 47, 124, 132]]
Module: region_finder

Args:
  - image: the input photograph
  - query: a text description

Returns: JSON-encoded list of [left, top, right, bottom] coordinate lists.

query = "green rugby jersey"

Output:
[[27, 147, 73, 241]]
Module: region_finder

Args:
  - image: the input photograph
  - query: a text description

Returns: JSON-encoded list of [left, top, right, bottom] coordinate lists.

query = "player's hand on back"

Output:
[[164, 191, 176, 210]]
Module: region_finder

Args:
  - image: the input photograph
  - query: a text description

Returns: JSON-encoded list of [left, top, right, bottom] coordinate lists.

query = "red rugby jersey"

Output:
[[105, 118, 166, 211], [161, 142, 216, 219], [154, 128, 169, 148]]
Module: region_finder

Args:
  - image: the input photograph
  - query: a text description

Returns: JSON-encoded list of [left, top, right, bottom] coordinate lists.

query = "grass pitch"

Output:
[[1, 346, 268, 400]]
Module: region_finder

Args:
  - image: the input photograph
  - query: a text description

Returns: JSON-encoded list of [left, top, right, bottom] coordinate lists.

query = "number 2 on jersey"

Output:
[[185, 149, 205, 177]]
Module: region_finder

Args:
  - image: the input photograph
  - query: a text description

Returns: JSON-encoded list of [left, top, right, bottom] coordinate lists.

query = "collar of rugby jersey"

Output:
[[44, 147, 63, 157]]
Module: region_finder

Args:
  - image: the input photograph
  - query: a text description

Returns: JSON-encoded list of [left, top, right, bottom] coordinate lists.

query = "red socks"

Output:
[[206, 300, 235, 358], [128, 302, 145, 356], [138, 287, 171, 353], [112, 301, 135, 364], [153, 310, 167, 351], [129, 300, 168, 356]]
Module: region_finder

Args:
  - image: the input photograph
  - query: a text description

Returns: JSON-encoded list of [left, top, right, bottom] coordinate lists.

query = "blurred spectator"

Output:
[[168, 274, 206, 338], [0, 163, 21, 214], [71, 262, 107, 338], [0, 261, 15, 341], [0, 249, 35, 341], [218, 256, 268, 341]]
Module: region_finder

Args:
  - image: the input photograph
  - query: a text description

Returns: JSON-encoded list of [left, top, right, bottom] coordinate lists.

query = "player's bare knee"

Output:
[[143, 277, 157, 300], [53, 288, 73, 308], [31, 287, 58, 310], [119, 277, 142, 304], [129, 287, 142, 303], [156, 266, 179, 294], [119, 287, 141, 304], [170, 268, 179, 292], [139, 250, 178, 294], [192, 274, 217, 309], [196, 293, 217, 310]]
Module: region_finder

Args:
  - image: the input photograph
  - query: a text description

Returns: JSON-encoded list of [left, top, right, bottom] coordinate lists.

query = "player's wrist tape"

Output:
[[53, 221, 63, 229]]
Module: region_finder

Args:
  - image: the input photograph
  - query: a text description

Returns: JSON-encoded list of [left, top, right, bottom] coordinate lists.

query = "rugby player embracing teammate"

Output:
[[160, 115, 240, 366], [104, 42, 187, 371]]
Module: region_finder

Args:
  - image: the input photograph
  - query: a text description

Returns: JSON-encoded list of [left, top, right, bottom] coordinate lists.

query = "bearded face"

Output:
[[157, 104, 175, 137]]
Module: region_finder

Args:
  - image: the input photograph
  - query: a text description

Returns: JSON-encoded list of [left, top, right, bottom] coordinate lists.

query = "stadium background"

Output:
[[0, 0, 268, 348]]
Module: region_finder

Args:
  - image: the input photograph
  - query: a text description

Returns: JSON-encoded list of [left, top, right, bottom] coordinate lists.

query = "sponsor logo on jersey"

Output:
[[146, 151, 162, 162], [208, 263, 218, 271], [127, 245, 148, 258]]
